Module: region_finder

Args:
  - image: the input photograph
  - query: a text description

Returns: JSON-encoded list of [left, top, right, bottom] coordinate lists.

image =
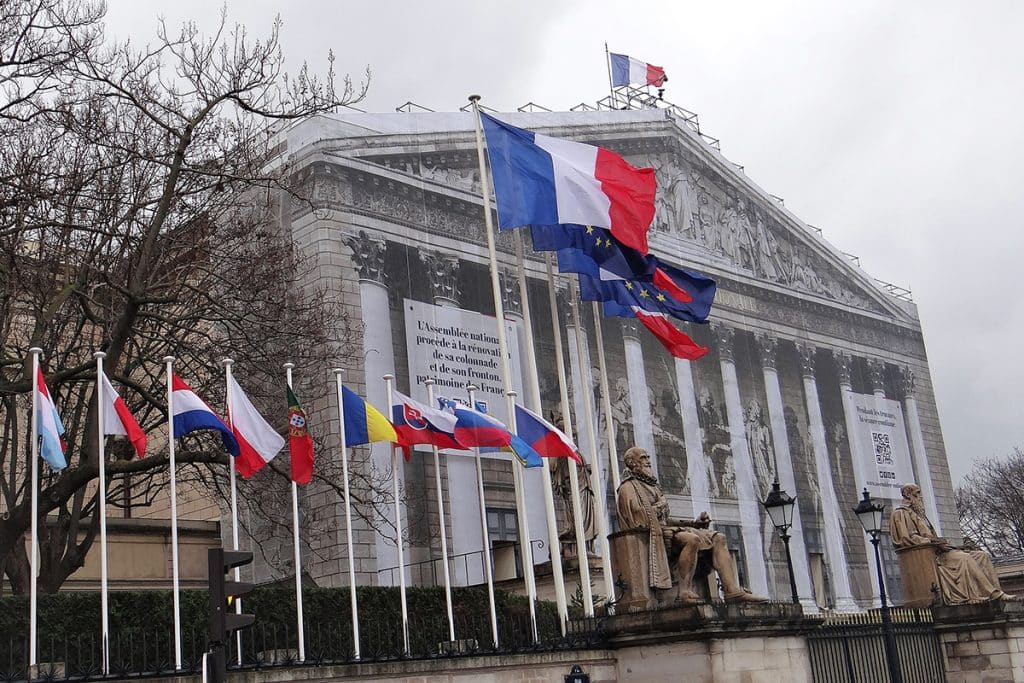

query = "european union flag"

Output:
[[530, 225, 654, 281], [578, 263, 716, 323]]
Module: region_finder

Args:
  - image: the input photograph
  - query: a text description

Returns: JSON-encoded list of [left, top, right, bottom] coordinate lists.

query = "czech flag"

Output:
[[35, 368, 67, 471], [228, 374, 285, 478], [481, 113, 656, 254], [391, 389, 462, 454], [514, 404, 582, 465], [342, 385, 398, 446], [610, 53, 667, 87], [99, 373, 147, 458], [170, 374, 239, 455]]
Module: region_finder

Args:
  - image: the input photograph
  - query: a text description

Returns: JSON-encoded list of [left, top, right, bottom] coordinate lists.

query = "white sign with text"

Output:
[[847, 392, 914, 499]]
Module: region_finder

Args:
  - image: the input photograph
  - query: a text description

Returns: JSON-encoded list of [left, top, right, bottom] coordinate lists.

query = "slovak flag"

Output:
[[100, 373, 147, 458], [514, 404, 583, 465], [170, 374, 239, 455], [391, 389, 462, 454], [610, 53, 668, 88], [481, 113, 656, 254], [35, 368, 66, 471], [228, 375, 285, 479]]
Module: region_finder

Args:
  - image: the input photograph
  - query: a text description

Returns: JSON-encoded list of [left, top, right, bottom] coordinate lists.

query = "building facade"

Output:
[[264, 108, 954, 611]]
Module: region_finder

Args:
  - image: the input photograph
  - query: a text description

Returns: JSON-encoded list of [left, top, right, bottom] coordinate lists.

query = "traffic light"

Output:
[[206, 548, 255, 683]]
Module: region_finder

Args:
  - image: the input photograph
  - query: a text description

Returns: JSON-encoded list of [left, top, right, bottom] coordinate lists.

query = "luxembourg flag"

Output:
[[481, 113, 656, 254], [100, 373, 147, 457], [170, 374, 239, 455], [610, 53, 668, 88], [35, 368, 66, 471], [228, 375, 285, 478], [514, 404, 583, 465]]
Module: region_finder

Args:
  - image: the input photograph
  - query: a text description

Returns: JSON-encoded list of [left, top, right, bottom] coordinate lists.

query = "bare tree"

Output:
[[0, 0, 380, 593], [956, 448, 1024, 559]]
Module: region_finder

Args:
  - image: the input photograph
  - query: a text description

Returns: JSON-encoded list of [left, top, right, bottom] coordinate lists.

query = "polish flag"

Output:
[[100, 373, 147, 457], [228, 375, 285, 478]]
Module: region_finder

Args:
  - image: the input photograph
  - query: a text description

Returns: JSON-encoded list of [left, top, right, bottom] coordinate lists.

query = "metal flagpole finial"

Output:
[[508, 390, 518, 399], [162, 356, 174, 364], [220, 357, 234, 368], [93, 351, 106, 360], [283, 361, 295, 370], [424, 379, 435, 386], [332, 368, 345, 377], [468, 95, 481, 104], [466, 384, 478, 392], [382, 373, 395, 381], [29, 346, 43, 355]]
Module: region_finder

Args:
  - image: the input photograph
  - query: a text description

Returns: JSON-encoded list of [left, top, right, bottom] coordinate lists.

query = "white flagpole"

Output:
[[93, 351, 111, 675], [382, 373, 410, 656], [590, 304, 622, 494], [543, 257, 594, 616], [466, 383, 499, 647], [604, 42, 617, 108], [568, 281, 617, 612], [424, 380, 456, 643], [221, 358, 243, 665], [332, 369, 361, 660], [28, 347, 42, 670], [506, 390, 539, 642], [283, 362, 306, 663], [469, 94, 539, 640], [162, 355, 183, 671], [512, 230, 569, 634]]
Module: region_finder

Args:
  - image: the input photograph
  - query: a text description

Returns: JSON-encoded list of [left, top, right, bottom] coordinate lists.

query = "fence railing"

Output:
[[376, 539, 546, 588]]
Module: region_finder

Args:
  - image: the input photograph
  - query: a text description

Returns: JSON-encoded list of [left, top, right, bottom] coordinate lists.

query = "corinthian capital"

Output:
[[344, 230, 388, 285], [899, 366, 916, 399], [421, 250, 461, 305], [712, 323, 736, 363], [867, 358, 887, 394], [754, 332, 779, 371], [794, 341, 817, 378], [499, 267, 522, 318], [834, 350, 854, 387], [620, 318, 641, 340]]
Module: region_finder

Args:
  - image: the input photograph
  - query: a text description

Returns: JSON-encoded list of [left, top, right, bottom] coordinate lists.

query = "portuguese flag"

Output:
[[287, 386, 314, 485]]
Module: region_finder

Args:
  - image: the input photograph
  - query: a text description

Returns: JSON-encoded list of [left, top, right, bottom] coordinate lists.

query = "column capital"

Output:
[[867, 358, 887, 394], [344, 230, 388, 285], [712, 323, 735, 362], [421, 249, 461, 305], [899, 365, 916, 399], [621, 318, 641, 340], [834, 350, 854, 387], [754, 332, 779, 371], [498, 267, 522, 318], [794, 341, 817, 379]]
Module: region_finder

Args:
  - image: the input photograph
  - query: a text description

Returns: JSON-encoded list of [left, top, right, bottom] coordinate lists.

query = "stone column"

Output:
[[900, 367, 942, 534], [836, 351, 881, 606], [422, 249, 483, 585], [713, 324, 769, 597], [755, 333, 816, 610], [621, 319, 658, 475], [674, 357, 710, 517], [499, 267, 549, 565], [344, 230, 404, 585], [796, 342, 858, 611]]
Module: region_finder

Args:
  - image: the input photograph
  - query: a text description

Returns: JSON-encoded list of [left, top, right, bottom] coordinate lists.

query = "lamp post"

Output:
[[761, 477, 799, 604], [853, 488, 903, 683]]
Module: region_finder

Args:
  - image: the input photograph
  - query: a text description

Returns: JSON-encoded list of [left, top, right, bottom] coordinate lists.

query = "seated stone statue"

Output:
[[616, 446, 767, 604], [890, 483, 1016, 604]]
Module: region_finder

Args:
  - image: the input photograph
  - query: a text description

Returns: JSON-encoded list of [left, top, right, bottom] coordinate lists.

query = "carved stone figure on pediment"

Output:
[[651, 156, 695, 237], [735, 199, 759, 272], [717, 202, 739, 261]]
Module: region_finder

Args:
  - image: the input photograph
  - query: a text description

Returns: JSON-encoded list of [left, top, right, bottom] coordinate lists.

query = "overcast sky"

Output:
[[105, 0, 1024, 484]]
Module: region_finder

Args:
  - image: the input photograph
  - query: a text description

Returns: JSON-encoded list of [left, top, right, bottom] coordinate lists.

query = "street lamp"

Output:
[[853, 488, 904, 683], [761, 478, 799, 604]]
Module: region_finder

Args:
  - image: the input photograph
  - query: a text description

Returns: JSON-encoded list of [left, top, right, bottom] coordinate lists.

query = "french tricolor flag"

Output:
[[170, 374, 239, 455], [100, 373, 147, 458], [481, 113, 656, 254], [610, 53, 668, 88]]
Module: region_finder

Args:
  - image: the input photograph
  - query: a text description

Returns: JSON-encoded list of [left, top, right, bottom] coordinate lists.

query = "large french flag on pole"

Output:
[[170, 374, 239, 455], [100, 374, 147, 458], [481, 113, 656, 254], [610, 53, 668, 87], [228, 375, 285, 478], [35, 368, 67, 471]]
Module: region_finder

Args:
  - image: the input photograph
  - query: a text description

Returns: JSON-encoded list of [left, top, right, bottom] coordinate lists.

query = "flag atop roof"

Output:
[[610, 52, 667, 88], [481, 113, 656, 254]]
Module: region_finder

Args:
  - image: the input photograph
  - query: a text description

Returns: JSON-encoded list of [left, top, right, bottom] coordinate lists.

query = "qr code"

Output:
[[872, 431, 893, 466]]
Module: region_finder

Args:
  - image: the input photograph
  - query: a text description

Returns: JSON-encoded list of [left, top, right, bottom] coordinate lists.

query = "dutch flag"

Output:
[[170, 374, 239, 455]]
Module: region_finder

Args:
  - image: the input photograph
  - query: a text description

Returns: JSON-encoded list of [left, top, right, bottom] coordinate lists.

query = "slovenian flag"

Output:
[[610, 53, 667, 88], [391, 389, 462, 454], [100, 373, 147, 458], [481, 113, 657, 254], [35, 368, 67, 471], [170, 374, 239, 455], [228, 374, 285, 479], [442, 399, 544, 468], [514, 404, 583, 465]]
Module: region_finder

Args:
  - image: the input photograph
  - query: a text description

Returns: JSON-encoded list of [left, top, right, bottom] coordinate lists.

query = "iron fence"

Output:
[[807, 608, 946, 683]]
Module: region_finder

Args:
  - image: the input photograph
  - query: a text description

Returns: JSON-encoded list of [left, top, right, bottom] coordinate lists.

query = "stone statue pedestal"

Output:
[[933, 600, 1024, 681], [896, 544, 942, 607]]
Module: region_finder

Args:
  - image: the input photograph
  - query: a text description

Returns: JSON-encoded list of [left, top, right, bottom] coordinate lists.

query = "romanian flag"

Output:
[[342, 386, 398, 447], [287, 386, 314, 485]]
